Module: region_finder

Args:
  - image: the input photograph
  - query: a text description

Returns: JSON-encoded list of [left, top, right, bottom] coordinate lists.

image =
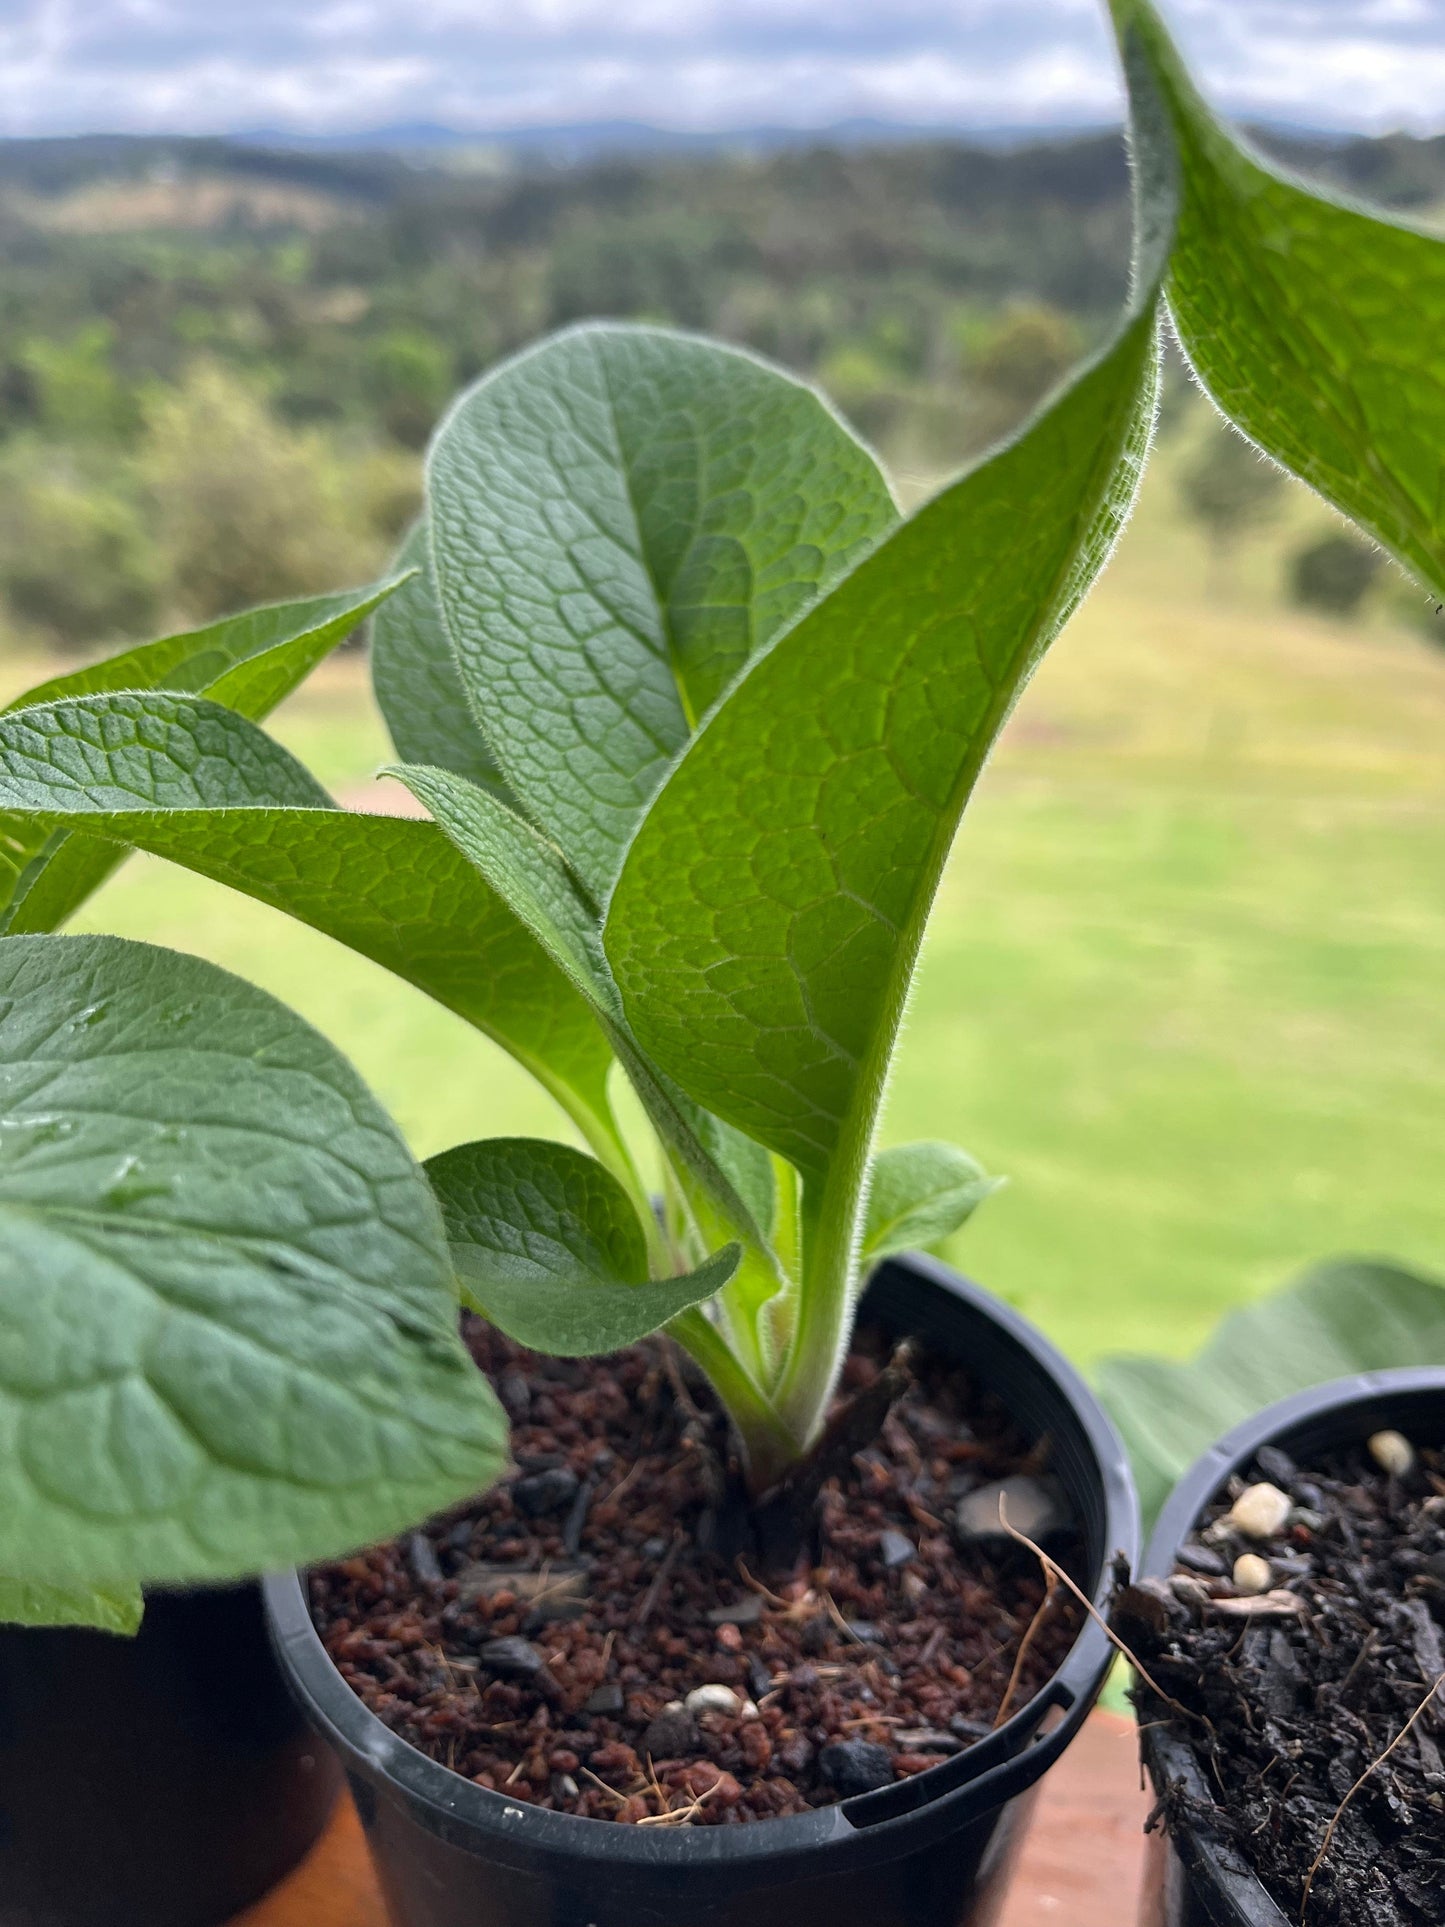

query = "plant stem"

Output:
[[668, 1306, 802, 1490], [771, 1166, 864, 1453]]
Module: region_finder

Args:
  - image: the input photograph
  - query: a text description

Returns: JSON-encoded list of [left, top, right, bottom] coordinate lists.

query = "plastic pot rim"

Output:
[[1138, 1364, 1445, 1927], [266, 1255, 1138, 1876]]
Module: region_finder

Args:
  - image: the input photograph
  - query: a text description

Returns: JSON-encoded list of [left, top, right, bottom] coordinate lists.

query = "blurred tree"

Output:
[[1179, 423, 1287, 566], [967, 301, 1082, 450], [138, 362, 376, 621], [364, 327, 453, 449], [0, 452, 159, 649], [813, 342, 901, 444], [1289, 531, 1383, 618], [21, 324, 139, 442], [972, 301, 1081, 415]]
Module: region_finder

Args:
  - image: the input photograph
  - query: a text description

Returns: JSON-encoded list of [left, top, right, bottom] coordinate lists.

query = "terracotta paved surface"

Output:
[[234, 1709, 1148, 1927]]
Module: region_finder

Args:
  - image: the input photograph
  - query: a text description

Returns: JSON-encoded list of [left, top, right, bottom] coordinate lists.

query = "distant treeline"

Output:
[[0, 125, 1438, 653]]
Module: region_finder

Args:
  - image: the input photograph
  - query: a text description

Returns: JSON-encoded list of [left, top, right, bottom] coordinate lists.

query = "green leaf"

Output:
[[0, 1575, 144, 1634], [1098, 1258, 1445, 1528], [0, 697, 617, 1145], [604, 299, 1162, 1191], [0, 933, 507, 1590], [0, 578, 407, 936], [428, 322, 899, 900], [0, 692, 332, 813], [3, 581, 401, 719], [427, 1137, 739, 1356], [393, 760, 776, 1254], [1109, 0, 1445, 599], [372, 524, 512, 799], [391, 762, 614, 1008], [862, 1141, 1001, 1264]]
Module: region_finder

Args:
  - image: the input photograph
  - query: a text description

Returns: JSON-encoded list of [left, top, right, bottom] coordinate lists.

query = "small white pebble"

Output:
[[1368, 1429, 1415, 1478], [1226, 1482, 1293, 1540], [1233, 1553, 1273, 1595], [685, 1684, 742, 1718]]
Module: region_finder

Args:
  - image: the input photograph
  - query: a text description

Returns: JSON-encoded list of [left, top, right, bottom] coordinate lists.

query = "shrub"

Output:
[[1289, 530, 1382, 616]]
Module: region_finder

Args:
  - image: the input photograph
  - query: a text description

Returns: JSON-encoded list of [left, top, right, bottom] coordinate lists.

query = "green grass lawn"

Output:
[[13, 440, 1445, 1373]]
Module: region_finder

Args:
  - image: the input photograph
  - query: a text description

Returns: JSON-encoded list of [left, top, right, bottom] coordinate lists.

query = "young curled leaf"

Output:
[[862, 1141, 1002, 1265], [427, 1137, 739, 1356]]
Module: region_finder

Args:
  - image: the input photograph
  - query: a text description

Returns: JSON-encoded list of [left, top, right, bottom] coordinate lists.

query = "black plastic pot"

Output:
[[266, 1254, 1138, 1927], [1135, 1366, 1445, 1927], [0, 1581, 341, 1927]]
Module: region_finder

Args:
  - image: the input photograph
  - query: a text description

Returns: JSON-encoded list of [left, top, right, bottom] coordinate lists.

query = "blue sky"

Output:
[[0, 0, 1441, 139]]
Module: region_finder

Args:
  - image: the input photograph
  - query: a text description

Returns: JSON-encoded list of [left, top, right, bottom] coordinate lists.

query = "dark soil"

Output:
[[1119, 1435, 1445, 1925], [310, 1315, 1085, 1825]]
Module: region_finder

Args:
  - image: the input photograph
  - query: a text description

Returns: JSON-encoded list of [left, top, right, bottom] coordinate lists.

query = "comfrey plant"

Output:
[[0, 286, 1163, 1494], [0, 0, 1439, 1520]]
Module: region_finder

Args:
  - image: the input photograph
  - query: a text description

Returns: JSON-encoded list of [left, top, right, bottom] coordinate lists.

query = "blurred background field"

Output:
[[1, 125, 1442, 1369]]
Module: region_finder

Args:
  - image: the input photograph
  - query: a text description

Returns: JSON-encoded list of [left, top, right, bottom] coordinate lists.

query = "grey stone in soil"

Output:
[[878, 1529, 917, 1570], [406, 1532, 443, 1587], [641, 1707, 701, 1760], [512, 1466, 580, 1516], [949, 1713, 992, 1743], [1176, 1542, 1227, 1578], [641, 1536, 669, 1561], [843, 1619, 885, 1644], [498, 1368, 531, 1419], [1255, 1444, 1297, 1489], [477, 1636, 548, 1680], [818, 1739, 894, 1797], [561, 1476, 594, 1556], [745, 1654, 774, 1702], [955, 1474, 1071, 1542], [583, 1683, 625, 1716]]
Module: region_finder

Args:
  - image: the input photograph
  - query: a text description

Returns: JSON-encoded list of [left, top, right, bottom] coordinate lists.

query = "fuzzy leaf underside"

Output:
[[604, 302, 1162, 1184], [1099, 1258, 1445, 1528], [1110, 0, 1445, 601], [861, 1141, 1001, 1263], [0, 934, 507, 1590], [372, 523, 513, 799], [427, 323, 900, 900], [0, 578, 406, 936], [427, 1136, 738, 1355], [0, 698, 616, 1131]]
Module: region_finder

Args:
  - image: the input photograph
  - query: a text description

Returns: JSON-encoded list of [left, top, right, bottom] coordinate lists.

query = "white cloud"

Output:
[[0, 0, 1438, 137]]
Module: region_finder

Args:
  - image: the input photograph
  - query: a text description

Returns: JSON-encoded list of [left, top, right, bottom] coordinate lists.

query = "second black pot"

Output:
[[0, 1581, 341, 1927], [267, 1254, 1139, 1927], [1135, 1366, 1445, 1927]]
